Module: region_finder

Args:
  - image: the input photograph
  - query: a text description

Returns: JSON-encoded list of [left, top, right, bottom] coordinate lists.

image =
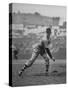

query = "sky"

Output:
[[12, 3, 66, 20]]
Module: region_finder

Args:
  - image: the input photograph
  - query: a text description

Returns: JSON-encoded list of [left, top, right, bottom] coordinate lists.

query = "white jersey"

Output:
[[32, 35, 52, 53]]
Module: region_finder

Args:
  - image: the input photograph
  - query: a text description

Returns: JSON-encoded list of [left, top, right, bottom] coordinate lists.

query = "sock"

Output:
[[21, 64, 28, 71], [46, 65, 49, 72]]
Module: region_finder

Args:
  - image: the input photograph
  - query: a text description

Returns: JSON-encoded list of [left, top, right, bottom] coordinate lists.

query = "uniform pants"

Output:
[[25, 51, 49, 72]]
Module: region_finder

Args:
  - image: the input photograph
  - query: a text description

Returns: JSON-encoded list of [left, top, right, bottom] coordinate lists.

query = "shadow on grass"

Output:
[[30, 71, 66, 77]]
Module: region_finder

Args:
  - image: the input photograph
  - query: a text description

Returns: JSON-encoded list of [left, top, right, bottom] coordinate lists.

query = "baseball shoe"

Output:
[[18, 69, 24, 77]]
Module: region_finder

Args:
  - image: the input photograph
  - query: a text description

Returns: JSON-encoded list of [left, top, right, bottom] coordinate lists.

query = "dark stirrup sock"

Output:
[[46, 65, 49, 72], [21, 64, 28, 71]]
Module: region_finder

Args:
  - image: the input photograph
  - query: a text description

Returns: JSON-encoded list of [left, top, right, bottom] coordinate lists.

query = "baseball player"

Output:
[[12, 45, 19, 60], [18, 26, 55, 76]]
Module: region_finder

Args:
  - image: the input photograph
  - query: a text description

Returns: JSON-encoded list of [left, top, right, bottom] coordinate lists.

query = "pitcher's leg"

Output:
[[18, 51, 39, 76], [42, 54, 49, 73], [45, 59, 49, 72], [25, 52, 39, 68]]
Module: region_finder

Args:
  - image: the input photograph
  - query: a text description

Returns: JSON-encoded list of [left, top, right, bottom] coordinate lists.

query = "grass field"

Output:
[[12, 59, 66, 87]]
